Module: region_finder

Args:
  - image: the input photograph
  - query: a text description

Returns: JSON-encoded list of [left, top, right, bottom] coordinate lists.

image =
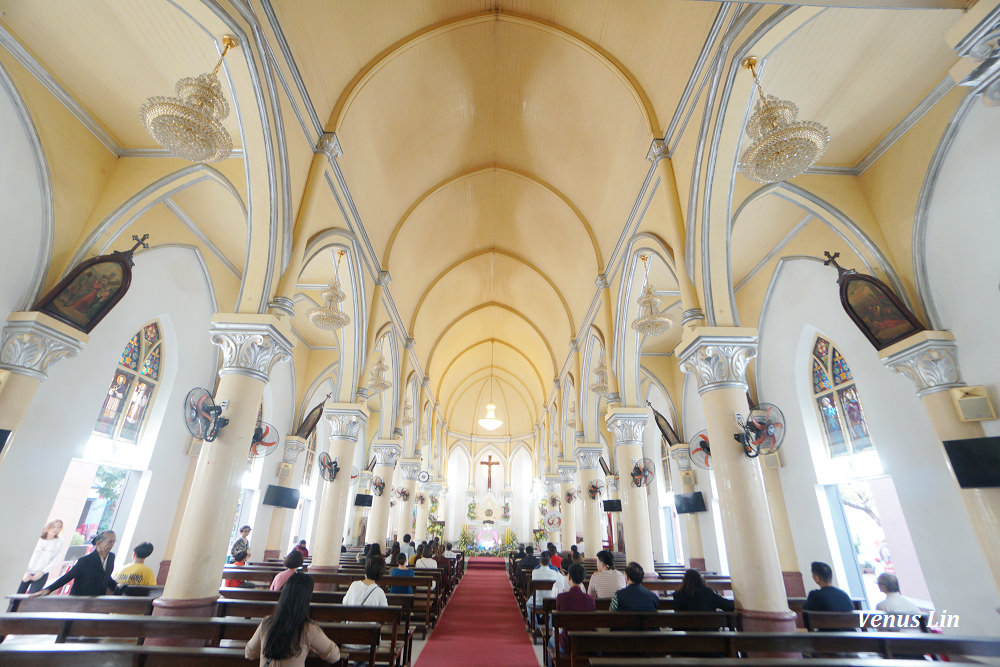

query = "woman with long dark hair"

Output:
[[673, 568, 735, 612], [245, 572, 340, 666]]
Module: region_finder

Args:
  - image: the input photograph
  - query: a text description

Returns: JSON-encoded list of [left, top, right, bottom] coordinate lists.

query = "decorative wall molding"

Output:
[[677, 329, 757, 395], [316, 132, 342, 159], [646, 138, 668, 163], [950, 4, 1000, 105], [209, 317, 293, 383], [399, 460, 422, 481], [0, 315, 86, 381], [668, 443, 693, 472], [281, 435, 307, 464], [882, 333, 964, 396]]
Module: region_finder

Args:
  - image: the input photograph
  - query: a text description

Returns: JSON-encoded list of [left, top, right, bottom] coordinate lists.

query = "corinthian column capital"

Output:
[[575, 446, 603, 470], [646, 138, 668, 163], [371, 441, 402, 467], [668, 443, 693, 472], [282, 435, 307, 464], [0, 312, 87, 381], [399, 459, 422, 481], [558, 464, 578, 484], [676, 327, 757, 395], [209, 314, 293, 383], [324, 403, 369, 442], [605, 406, 649, 448], [881, 331, 964, 396]]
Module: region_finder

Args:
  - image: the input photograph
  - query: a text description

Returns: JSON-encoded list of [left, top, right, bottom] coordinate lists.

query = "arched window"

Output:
[[93, 322, 162, 443], [811, 336, 873, 458]]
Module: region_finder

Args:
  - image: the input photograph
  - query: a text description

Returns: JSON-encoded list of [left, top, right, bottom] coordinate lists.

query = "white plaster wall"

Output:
[[0, 247, 216, 592], [511, 447, 532, 542], [0, 63, 49, 315], [759, 258, 1000, 635], [445, 447, 470, 542], [923, 101, 1000, 437]]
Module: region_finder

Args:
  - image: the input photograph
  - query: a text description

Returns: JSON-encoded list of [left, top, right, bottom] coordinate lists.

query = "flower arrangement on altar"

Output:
[[429, 495, 439, 514], [501, 501, 510, 521], [466, 501, 477, 521], [457, 525, 475, 551], [414, 492, 426, 505]]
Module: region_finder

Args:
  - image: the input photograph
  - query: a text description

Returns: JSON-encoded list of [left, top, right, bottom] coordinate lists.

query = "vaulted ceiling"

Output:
[[0, 0, 966, 439]]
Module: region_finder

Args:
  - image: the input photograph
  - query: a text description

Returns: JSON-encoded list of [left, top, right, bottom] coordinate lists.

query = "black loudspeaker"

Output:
[[674, 491, 707, 514], [943, 437, 1000, 488], [0, 429, 10, 457]]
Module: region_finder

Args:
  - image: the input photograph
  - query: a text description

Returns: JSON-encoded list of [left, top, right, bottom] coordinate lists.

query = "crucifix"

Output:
[[823, 250, 847, 276], [480, 454, 500, 490]]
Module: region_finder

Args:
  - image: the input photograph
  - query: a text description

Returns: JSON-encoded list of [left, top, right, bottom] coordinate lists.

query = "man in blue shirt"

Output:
[[802, 561, 854, 612], [610, 561, 658, 611]]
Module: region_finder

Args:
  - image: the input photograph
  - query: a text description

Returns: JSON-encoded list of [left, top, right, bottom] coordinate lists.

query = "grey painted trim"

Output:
[[0, 58, 54, 311], [805, 165, 858, 175], [733, 214, 813, 292], [119, 148, 247, 159], [0, 23, 120, 155], [163, 198, 242, 277], [912, 89, 976, 331], [754, 254, 827, 398], [297, 363, 341, 426], [258, 0, 323, 137], [664, 4, 732, 149]]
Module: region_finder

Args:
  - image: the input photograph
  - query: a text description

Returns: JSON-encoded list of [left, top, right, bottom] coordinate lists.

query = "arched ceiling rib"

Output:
[[439, 339, 545, 403]]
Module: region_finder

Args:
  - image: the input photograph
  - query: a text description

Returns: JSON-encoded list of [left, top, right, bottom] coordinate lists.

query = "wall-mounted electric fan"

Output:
[[690, 430, 712, 470], [736, 403, 786, 458], [631, 458, 655, 487], [318, 452, 340, 482], [183, 387, 229, 442], [249, 420, 279, 458]]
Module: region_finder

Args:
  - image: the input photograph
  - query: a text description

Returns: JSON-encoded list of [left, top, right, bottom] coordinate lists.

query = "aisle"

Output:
[[414, 556, 539, 667]]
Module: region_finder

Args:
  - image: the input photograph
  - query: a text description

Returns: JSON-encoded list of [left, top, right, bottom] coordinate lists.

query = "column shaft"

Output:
[[395, 459, 421, 542], [606, 407, 654, 572], [414, 487, 430, 542], [312, 405, 367, 568], [558, 463, 578, 552], [576, 446, 604, 558], [264, 436, 308, 559], [365, 441, 401, 547], [668, 444, 706, 570]]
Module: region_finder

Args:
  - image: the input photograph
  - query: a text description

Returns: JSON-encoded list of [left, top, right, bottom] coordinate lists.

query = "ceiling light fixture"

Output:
[[368, 342, 392, 393], [630, 255, 672, 337], [589, 356, 609, 397], [478, 340, 503, 432], [401, 399, 414, 426], [140, 35, 239, 163], [737, 56, 830, 184], [308, 250, 350, 331]]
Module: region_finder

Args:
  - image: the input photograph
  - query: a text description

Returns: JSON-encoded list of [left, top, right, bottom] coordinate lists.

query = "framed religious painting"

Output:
[[838, 273, 924, 350], [33, 251, 134, 333]]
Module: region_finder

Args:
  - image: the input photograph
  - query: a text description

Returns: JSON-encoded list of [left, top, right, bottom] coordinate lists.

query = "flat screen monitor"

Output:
[[674, 491, 707, 514], [262, 484, 300, 509], [354, 493, 373, 507], [943, 436, 1000, 488], [603, 499, 622, 512]]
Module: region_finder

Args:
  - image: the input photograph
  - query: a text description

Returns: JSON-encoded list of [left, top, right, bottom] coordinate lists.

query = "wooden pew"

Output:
[[6, 595, 154, 615], [803, 610, 929, 633], [0, 642, 375, 666], [569, 631, 1000, 666], [589, 660, 984, 667], [216, 600, 404, 666]]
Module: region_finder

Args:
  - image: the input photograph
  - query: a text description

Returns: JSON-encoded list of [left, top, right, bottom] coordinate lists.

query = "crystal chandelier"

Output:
[[140, 35, 238, 163], [589, 356, 609, 397], [308, 250, 350, 331], [565, 403, 576, 428], [630, 255, 672, 337], [737, 56, 830, 184], [368, 346, 392, 393], [401, 399, 414, 426], [478, 341, 503, 431]]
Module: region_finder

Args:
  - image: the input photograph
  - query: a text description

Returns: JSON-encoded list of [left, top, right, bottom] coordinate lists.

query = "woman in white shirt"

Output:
[[414, 543, 437, 570], [342, 555, 388, 607], [18, 519, 64, 594]]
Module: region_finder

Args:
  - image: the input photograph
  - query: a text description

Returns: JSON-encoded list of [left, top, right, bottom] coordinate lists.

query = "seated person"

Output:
[[246, 572, 340, 666], [270, 549, 304, 592], [114, 541, 157, 586], [516, 545, 539, 576], [549, 563, 595, 661], [587, 549, 626, 598], [569, 544, 584, 565], [610, 561, 658, 612], [803, 561, 854, 612], [527, 551, 565, 615], [343, 555, 388, 607], [294, 540, 309, 558], [389, 552, 414, 595], [673, 568, 734, 611], [444, 542, 458, 559], [547, 543, 562, 570], [875, 573, 921, 614]]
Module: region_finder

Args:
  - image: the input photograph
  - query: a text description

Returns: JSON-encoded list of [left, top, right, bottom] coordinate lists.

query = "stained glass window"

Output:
[[811, 336, 874, 458], [93, 320, 163, 443], [120, 334, 139, 370]]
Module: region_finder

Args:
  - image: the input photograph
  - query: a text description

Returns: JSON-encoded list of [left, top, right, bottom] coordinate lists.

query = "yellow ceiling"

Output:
[[0, 1, 965, 441]]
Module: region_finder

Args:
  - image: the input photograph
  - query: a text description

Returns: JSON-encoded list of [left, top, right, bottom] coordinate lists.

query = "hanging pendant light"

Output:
[[478, 341, 503, 431], [738, 56, 830, 183], [589, 356, 609, 397], [401, 399, 414, 426], [368, 343, 392, 393], [565, 402, 576, 428], [630, 255, 673, 337], [140, 35, 239, 163], [308, 250, 351, 331]]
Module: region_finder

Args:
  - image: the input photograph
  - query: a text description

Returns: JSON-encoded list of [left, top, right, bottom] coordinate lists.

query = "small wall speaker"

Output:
[[950, 386, 997, 422]]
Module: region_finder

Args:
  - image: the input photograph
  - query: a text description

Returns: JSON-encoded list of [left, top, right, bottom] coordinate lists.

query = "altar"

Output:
[[465, 521, 501, 549]]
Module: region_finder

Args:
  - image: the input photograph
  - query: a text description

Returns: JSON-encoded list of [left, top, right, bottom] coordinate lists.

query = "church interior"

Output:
[[1, 0, 1000, 662]]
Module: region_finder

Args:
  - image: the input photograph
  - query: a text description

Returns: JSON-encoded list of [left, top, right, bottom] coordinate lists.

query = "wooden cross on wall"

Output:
[[480, 455, 500, 490]]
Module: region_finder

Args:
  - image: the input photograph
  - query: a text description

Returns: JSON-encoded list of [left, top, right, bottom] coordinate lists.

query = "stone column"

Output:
[[414, 478, 431, 542], [668, 443, 706, 571], [761, 461, 805, 596], [311, 404, 367, 569], [156, 315, 292, 620], [0, 312, 87, 461], [558, 463, 578, 552], [263, 435, 307, 559], [544, 474, 561, 546], [605, 407, 655, 573], [677, 328, 794, 632], [395, 459, 421, 542], [576, 445, 604, 558], [365, 441, 401, 548], [882, 331, 1000, 593]]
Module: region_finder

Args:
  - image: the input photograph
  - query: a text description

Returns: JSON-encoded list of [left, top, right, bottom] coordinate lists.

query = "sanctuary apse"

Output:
[[0, 0, 998, 643]]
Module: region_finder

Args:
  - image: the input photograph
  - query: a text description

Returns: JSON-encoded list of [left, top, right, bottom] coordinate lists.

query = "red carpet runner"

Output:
[[415, 556, 538, 667]]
